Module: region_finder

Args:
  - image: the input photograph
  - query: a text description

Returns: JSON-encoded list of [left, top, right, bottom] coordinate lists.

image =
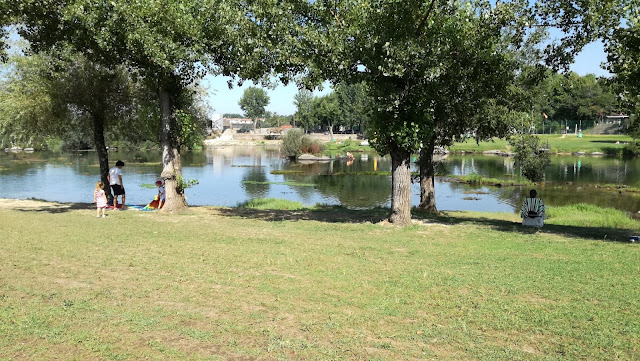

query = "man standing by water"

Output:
[[107, 160, 125, 209]]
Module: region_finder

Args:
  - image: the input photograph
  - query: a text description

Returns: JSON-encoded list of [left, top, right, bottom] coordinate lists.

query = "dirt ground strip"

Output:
[[0, 198, 83, 210]]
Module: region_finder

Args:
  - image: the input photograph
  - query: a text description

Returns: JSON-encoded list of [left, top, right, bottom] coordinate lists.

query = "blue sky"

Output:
[[201, 75, 332, 117], [205, 41, 610, 116]]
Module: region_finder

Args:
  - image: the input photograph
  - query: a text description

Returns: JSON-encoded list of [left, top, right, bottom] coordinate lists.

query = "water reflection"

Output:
[[2, 147, 640, 214], [443, 154, 640, 186], [241, 167, 270, 198], [314, 174, 391, 208]]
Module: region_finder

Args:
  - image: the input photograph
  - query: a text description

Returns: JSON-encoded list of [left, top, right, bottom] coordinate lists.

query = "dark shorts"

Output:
[[111, 184, 125, 195]]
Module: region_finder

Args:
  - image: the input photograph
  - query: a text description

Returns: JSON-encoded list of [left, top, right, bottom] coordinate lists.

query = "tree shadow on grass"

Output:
[[13, 200, 636, 243], [214, 205, 389, 224], [414, 211, 635, 243], [216, 206, 636, 243], [588, 140, 626, 144], [12, 201, 94, 214]]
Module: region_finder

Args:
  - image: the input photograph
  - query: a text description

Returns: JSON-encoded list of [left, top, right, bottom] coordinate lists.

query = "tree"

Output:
[[239, 87, 270, 131], [534, 1, 623, 71], [312, 93, 341, 138], [52, 52, 140, 198], [535, 1, 637, 123], [575, 75, 617, 121], [282, 129, 307, 159], [413, 8, 534, 212], [1, 48, 209, 199], [606, 3, 640, 122], [0, 53, 67, 148], [509, 133, 551, 183], [303, 0, 535, 224], [263, 112, 292, 128], [11, 0, 301, 212], [0, 50, 136, 197], [531, 72, 617, 130], [334, 82, 372, 133], [0, 1, 10, 63], [293, 90, 316, 132]]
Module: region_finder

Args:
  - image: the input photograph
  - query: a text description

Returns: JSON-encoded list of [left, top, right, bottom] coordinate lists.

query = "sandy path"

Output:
[[0, 198, 92, 211]]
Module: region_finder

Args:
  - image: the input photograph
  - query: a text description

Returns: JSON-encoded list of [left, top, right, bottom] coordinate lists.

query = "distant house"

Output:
[[209, 114, 223, 130], [605, 113, 629, 123], [222, 117, 254, 131]]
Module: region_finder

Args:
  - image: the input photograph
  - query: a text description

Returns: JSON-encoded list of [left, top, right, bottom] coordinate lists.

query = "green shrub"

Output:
[[623, 141, 640, 157], [236, 197, 313, 210], [282, 129, 307, 159], [176, 176, 199, 194], [509, 134, 551, 183]]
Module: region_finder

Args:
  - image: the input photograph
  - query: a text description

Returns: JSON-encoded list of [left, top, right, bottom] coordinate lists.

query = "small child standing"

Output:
[[94, 181, 108, 218]]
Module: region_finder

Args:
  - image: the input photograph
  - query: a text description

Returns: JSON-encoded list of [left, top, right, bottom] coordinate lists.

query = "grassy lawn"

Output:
[[0, 199, 639, 360], [450, 134, 634, 154], [323, 139, 374, 154]]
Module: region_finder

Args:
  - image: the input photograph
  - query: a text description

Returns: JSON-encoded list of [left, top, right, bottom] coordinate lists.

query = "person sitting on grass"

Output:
[[154, 180, 165, 209], [142, 180, 165, 210], [521, 189, 545, 228]]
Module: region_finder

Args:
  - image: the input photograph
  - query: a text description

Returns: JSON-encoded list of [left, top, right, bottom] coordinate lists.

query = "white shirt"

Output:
[[109, 167, 123, 185]]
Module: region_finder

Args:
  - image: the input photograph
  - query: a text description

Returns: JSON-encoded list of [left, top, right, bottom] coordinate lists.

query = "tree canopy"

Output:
[[293, 83, 372, 133], [293, 90, 315, 132], [239, 87, 270, 130]]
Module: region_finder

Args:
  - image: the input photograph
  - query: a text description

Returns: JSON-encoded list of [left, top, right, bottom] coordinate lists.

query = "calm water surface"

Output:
[[1, 146, 639, 214]]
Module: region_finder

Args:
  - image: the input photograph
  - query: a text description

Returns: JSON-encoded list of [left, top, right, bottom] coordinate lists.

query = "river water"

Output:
[[1, 146, 639, 214]]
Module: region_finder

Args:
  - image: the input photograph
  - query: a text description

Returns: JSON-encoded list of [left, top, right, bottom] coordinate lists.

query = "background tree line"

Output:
[[0, 49, 209, 152], [293, 83, 372, 136], [527, 71, 623, 134]]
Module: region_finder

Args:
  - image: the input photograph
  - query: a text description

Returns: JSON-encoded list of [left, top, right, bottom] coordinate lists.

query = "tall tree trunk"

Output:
[[418, 139, 437, 212], [389, 149, 412, 226], [158, 84, 187, 212], [92, 112, 111, 197]]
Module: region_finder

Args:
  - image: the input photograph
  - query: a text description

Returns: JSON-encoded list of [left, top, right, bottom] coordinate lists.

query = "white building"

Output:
[[209, 113, 223, 130]]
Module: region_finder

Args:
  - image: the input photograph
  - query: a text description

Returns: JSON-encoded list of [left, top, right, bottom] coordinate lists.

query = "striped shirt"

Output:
[[521, 198, 545, 219]]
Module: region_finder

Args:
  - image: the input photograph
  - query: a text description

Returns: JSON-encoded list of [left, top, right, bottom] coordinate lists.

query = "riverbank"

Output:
[[203, 133, 636, 157], [8, 133, 634, 157], [0, 198, 638, 360], [449, 134, 634, 155]]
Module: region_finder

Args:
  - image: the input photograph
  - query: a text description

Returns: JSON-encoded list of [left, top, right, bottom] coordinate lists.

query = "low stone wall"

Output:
[[231, 132, 363, 142], [308, 134, 362, 142], [231, 133, 269, 141]]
